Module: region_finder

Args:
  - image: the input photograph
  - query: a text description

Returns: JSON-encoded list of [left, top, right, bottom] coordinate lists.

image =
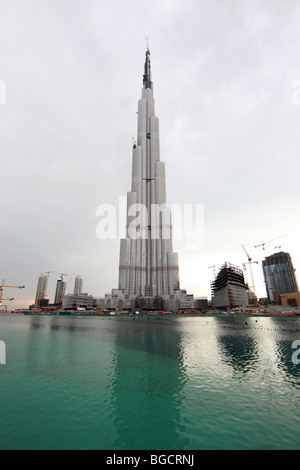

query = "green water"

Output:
[[0, 314, 300, 450]]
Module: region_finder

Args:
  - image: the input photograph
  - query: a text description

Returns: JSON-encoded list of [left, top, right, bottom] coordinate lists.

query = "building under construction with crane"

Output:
[[0, 280, 25, 312], [34, 272, 68, 308], [254, 235, 299, 304], [262, 251, 299, 304], [211, 263, 249, 310]]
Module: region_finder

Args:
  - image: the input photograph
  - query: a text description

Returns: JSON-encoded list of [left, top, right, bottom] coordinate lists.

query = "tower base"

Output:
[[96, 288, 207, 313]]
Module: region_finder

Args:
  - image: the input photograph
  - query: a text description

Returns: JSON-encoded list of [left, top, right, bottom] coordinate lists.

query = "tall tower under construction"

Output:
[[263, 251, 299, 303], [118, 48, 181, 308], [99, 48, 195, 311], [34, 273, 48, 308], [54, 278, 66, 305]]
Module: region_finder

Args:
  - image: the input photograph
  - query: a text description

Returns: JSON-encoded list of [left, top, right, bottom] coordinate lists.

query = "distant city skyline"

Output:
[[1, 0, 300, 309]]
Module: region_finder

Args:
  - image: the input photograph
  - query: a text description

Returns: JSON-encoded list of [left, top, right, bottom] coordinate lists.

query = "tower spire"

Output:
[[143, 47, 152, 90]]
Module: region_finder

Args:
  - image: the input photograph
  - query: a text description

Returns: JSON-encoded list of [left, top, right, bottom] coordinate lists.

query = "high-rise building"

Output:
[[211, 263, 249, 309], [34, 273, 48, 308], [74, 275, 83, 296], [54, 278, 66, 305], [118, 48, 181, 307], [99, 48, 196, 311], [263, 251, 299, 303]]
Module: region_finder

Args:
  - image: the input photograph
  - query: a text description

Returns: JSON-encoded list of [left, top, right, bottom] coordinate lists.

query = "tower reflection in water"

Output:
[[215, 316, 259, 375], [24, 315, 300, 450], [214, 315, 300, 387], [110, 318, 190, 450]]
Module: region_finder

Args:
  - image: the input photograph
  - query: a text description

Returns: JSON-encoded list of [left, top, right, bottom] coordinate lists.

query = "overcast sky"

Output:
[[1, 0, 300, 309]]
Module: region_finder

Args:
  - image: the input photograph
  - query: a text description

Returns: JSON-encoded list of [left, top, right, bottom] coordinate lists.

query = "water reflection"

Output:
[[213, 316, 300, 387], [110, 319, 189, 450], [25, 316, 190, 449], [218, 334, 259, 374], [274, 339, 300, 386], [19, 315, 300, 449], [113, 318, 185, 359], [25, 316, 84, 375], [25, 315, 300, 390]]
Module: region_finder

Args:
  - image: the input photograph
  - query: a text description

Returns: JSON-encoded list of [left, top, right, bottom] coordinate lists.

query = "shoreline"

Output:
[[2, 309, 300, 318]]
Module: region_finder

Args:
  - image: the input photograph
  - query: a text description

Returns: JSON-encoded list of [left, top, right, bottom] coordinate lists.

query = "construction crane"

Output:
[[44, 271, 55, 285], [274, 241, 293, 252], [209, 264, 225, 281], [66, 277, 72, 289], [0, 299, 15, 313], [242, 245, 258, 304], [254, 234, 289, 253], [254, 235, 289, 303], [209, 265, 218, 280], [0, 280, 25, 312]]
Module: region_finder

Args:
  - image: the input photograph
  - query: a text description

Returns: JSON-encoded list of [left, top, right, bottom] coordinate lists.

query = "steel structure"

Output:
[[0, 280, 25, 312]]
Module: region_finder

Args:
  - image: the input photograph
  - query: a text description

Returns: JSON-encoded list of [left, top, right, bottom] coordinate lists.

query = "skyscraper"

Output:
[[118, 48, 182, 309], [34, 273, 47, 308], [263, 251, 299, 303], [74, 275, 83, 296], [99, 48, 195, 311], [54, 278, 66, 305]]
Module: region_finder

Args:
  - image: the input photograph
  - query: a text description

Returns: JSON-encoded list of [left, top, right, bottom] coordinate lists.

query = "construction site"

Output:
[[0, 280, 25, 313], [210, 234, 299, 311], [1, 233, 299, 315]]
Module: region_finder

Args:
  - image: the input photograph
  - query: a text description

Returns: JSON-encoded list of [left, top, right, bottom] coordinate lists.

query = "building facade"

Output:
[[54, 278, 66, 305], [263, 251, 299, 303], [62, 293, 94, 310], [279, 292, 300, 308], [74, 275, 83, 296], [211, 263, 249, 309], [118, 48, 180, 300], [34, 273, 48, 308], [99, 48, 197, 311]]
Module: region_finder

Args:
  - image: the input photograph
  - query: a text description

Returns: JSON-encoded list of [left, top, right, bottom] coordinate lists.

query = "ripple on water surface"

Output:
[[0, 315, 300, 449]]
